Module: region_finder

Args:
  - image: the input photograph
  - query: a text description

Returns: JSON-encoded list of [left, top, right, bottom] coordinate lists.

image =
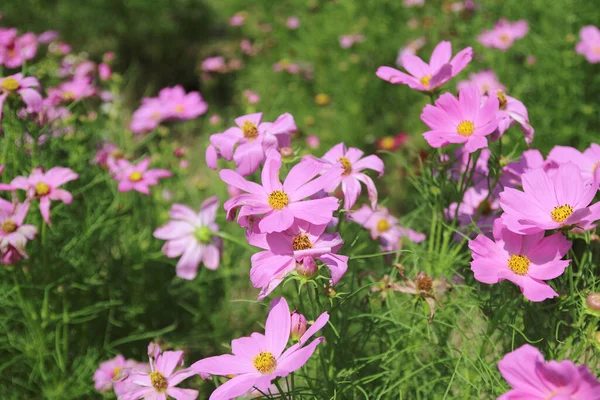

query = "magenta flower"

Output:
[[201, 56, 226, 72], [153, 198, 222, 280], [111, 158, 172, 195], [94, 142, 124, 169], [478, 19, 529, 51], [0, 32, 37, 68], [157, 85, 208, 120], [501, 149, 547, 188], [38, 30, 59, 44], [247, 221, 348, 299], [498, 344, 600, 399], [191, 297, 329, 400], [221, 150, 341, 233], [0, 73, 42, 119], [94, 355, 141, 392], [377, 41, 473, 92], [421, 83, 499, 153], [10, 167, 78, 224], [305, 143, 384, 210], [499, 163, 600, 234], [547, 143, 600, 183], [118, 343, 198, 400], [576, 25, 600, 63], [130, 98, 164, 134], [49, 77, 95, 103], [457, 70, 505, 96], [349, 204, 425, 252], [206, 112, 296, 176], [469, 219, 571, 301], [0, 200, 37, 265], [493, 91, 534, 145]]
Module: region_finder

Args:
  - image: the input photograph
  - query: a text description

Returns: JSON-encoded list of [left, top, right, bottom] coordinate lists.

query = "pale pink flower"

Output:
[[478, 19, 529, 51], [492, 91, 534, 145], [111, 158, 172, 195], [209, 114, 222, 125], [153, 198, 222, 280], [94, 355, 140, 392], [498, 344, 600, 399], [221, 150, 342, 233], [404, 0, 424, 6], [457, 70, 505, 95], [117, 343, 198, 400], [305, 143, 384, 210], [38, 30, 59, 44], [446, 184, 500, 237], [247, 221, 347, 299], [10, 167, 78, 224], [0, 200, 37, 265], [202, 56, 226, 72], [99, 63, 112, 81], [286, 17, 300, 30], [243, 89, 260, 104], [547, 143, 600, 183], [470, 219, 571, 302], [501, 149, 547, 188], [49, 77, 95, 103], [395, 37, 427, 66], [421, 83, 499, 153], [130, 98, 164, 134], [575, 25, 600, 63], [229, 13, 245, 26], [0, 32, 37, 68], [349, 205, 425, 251], [206, 112, 296, 176], [0, 73, 42, 119], [191, 297, 328, 400], [499, 163, 600, 234], [305, 135, 320, 149], [157, 85, 208, 120], [377, 41, 473, 92]]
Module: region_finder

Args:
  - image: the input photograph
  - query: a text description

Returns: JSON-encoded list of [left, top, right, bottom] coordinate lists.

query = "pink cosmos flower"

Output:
[[499, 163, 600, 234], [50, 77, 95, 103], [130, 98, 164, 134], [99, 63, 112, 81], [377, 41, 473, 92], [376, 133, 409, 152], [111, 158, 172, 195], [153, 198, 222, 280], [202, 56, 226, 72], [446, 184, 500, 237], [38, 30, 59, 44], [94, 355, 141, 392], [421, 83, 499, 153], [117, 343, 198, 400], [157, 85, 208, 120], [349, 204, 425, 251], [457, 70, 505, 96], [0, 73, 42, 119], [339, 34, 365, 49], [404, 0, 425, 6], [206, 112, 296, 176], [501, 149, 547, 188], [191, 297, 329, 400], [575, 25, 600, 63], [221, 150, 342, 233], [469, 219, 571, 301], [74, 61, 97, 78], [395, 37, 427, 66], [547, 144, 600, 183], [498, 344, 600, 399], [247, 221, 348, 299], [229, 13, 245, 27], [0, 200, 37, 265], [493, 91, 534, 145], [209, 114, 222, 125], [9, 167, 78, 224], [286, 17, 300, 30], [305, 143, 384, 210], [306, 135, 320, 149], [243, 89, 260, 104], [478, 19, 529, 51], [94, 142, 124, 169], [0, 32, 38, 68]]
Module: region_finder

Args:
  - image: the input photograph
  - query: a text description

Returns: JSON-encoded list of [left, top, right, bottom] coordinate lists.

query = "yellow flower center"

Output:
[[7, 49, 17, 58], [315, 93, 330, 106], [497, 90, 508, 110], [419, 75, 431, 88], [1, 77, 19, 91], [267, 190, 289, 210], [2, 219, 17, 233], [62, 91, 76, 100], [457, 121, 475, 136], [508, 254, 530, 275], [500, 33, 510, 43], [242, 120, 259, 140], [174, 105, 185, 113], [380, 136, 396, 150], [35, 182, 50, 196], [151, 111, 162, 120], [338, 157, 352, 175], [112, 367, 121, 380], [594, 46, 600, 54], [253, 351, 277, 374], [551, 205, 573, 223], [292, 233, 313, 251], [377, 219, 390, 232], [416, 275, 433, 292], [129, 171, 143, 182], [150, 371, 168, 391]]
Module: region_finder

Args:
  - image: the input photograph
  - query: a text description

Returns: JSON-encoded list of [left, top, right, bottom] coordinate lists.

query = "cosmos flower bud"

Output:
[[147, 342, 161, 359], [280, 147, 294, 158], [290, 310, 307, 341], [586, 293, 600, 314], [296, 256, 317, 278]]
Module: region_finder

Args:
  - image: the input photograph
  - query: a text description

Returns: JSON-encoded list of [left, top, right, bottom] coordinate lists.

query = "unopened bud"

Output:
[[290, 310, 307, 341], [586, 293, 600, 315], [280, 147, 294, 158], [296, 257, 317, 278], [147, 342, 161, 359]]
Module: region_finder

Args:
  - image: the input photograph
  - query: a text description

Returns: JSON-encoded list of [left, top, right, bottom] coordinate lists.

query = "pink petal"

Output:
[[153, 221, 195, 240], [276, 337, 325, 376], [288, 166, 343, 202], [429, 41, 452, 72], [166, 387, 198, 400], [191, 355, 255, 376], [219, 170, 266, 196], [258, 209, 295, 233], [265, 297, 291, 358], [519, 276, 558, 302], [449, 46, 473, 76], [298, 312, 329, 346], [341, 177, 361, 210], [319, 254, 348, 285], [261, 149, 283, 192], [355, 173, 378, 209], [208, 373, 262, 400], [234, 141, 265, 177], [156, 350, 184, 377], [234, 112, 262, 128], [201, 244, 220, 270], [288, 197, 340, 225], [205, 145, 218, 169], [176, 243, 202, 280], [400, 54, 431, 78], [39, 196, 51, 224], [18, 88, 42, 112], [48, 188, 73, 204], [498, 344, 549, 397], [283, 158, 326, 195], [352, 155, 384, 176]]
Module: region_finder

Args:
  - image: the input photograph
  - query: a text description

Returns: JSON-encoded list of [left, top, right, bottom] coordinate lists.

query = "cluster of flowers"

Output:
[[377, 33, 600, 396]]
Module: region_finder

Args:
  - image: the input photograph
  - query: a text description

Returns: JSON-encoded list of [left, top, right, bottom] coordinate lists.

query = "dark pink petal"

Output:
[[449, 46, 473, 76], [498, 344, 549, 396]]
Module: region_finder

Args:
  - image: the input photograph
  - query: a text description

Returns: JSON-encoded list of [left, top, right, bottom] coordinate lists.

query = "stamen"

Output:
[[377, 219, 390, 232], [1, 219, 17, 233], [292, 234, 313, 251], [416, 275, 433, 292], [419, 75, 431, 88], [242, 120, 259, 140], [253, 351, 277, 374], [457, 121, 475, 136], [497, 90, 508, 110], [508, 254, 530, 275], [150, 371, 168, 391], [338, 157, 352, 175], [267, 190, 289, 210], [35, 182, 50, 196], [551, 205, 573, 223], [1, 77, 19, 91], [129, 171, 143, 182]]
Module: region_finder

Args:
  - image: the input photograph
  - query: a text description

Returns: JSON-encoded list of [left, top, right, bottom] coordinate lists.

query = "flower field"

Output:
[[1, 0, 600, 399]]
